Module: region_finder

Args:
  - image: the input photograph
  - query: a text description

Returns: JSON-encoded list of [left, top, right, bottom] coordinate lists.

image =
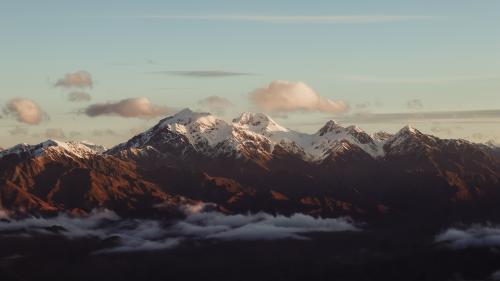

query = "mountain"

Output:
[[1, 109, 500, 222], [0, 140, 191, 217], [109, 109, 387, 164]]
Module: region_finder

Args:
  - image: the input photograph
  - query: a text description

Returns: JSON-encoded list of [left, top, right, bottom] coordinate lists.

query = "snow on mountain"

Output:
[[0, 140, 105, 160], [111, 109, 395, 162], [486, 140, 499, 149]]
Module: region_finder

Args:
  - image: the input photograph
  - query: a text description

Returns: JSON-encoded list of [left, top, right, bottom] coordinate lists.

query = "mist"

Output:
[[0, 208, 359, 253]]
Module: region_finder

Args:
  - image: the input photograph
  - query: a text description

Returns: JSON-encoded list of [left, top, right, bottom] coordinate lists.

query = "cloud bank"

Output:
[[84, 97, 174, 119], [0, 209, 358, 253], [197, 96, 233, 115], [435, 225, 500, 250], [3, 98, 47, 125], [250, 81, 349, 114], [55, 71, 93, 89]]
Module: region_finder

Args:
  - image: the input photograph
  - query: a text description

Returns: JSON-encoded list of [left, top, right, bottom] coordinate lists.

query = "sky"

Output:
[[0, 0, 499, 148]]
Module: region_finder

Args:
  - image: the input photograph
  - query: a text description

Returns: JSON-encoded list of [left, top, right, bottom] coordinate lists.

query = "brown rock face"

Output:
[[1, 117, 500, 223], [0, 147, 187, 217]]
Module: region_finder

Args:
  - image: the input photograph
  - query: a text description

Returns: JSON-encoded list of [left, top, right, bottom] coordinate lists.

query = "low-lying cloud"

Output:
[[55, 71, 93, 88], [0, 208, 358, 253], [84, 97, 174, 119], [3, 98, 47, 125], [435, 225, 500, 250], [250, 80, 349, 114]]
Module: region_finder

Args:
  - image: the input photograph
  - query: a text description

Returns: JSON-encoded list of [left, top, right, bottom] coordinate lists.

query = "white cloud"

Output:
[[249, 80, 348, 113], [3, 98, 47, 125], [0, 208, 358, 253], [84, 97, 174, 119], [55, 71, 93, 88], [435, 225, 500, 249]]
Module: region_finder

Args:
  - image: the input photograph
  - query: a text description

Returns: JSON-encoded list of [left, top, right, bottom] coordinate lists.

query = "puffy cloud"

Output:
[[84, 97, 174, 119], [0, 208, 358, 253], [45, 128, 66, 139], [249, 80, 349, 113], [55, 71, 93, 88], [3, 98, 47, 125], [68, 91, 91, 102], [8, 126, 28, 136], [197, 95, 233, 115], [407, 99, 423, 110]]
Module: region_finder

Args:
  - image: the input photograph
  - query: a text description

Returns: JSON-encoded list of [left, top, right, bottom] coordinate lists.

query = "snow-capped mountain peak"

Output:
[[159, 108, 213, 127], [317, 120, 344, 136], [0, 140, 105, 159], [233, 112, 289, 134], [110, 109, 457, 163]]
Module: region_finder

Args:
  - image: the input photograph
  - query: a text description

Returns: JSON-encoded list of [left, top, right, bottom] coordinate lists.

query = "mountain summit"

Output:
[[1, 109, 500, 220], [110, 109, 393, 162]]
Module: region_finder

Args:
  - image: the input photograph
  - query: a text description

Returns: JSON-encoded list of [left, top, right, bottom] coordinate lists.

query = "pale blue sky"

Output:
[[1, 0, 499, 147]]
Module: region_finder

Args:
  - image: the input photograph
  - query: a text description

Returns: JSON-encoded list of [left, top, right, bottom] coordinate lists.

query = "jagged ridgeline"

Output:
[[1, 109, 500, 221]]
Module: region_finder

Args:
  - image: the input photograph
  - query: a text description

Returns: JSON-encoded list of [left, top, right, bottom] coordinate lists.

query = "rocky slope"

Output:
[[1, 109, 500, 221], [0, 140, 191, 217]]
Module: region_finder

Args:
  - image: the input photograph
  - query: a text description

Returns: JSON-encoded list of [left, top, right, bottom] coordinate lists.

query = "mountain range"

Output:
[[1, 109, 500, 223]]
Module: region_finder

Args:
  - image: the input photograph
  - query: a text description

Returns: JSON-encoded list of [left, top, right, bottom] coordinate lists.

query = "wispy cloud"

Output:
[[156, 70, 254, 78], [337, 75, 500, 84], [68, 91, 92, 102], [131, 15, 435, 24], [197, 96, 234, 115], [338, 109, 500, 124]]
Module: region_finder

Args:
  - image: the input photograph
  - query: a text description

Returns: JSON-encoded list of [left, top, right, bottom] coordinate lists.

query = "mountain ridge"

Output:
[[1, 109, 499, 221]]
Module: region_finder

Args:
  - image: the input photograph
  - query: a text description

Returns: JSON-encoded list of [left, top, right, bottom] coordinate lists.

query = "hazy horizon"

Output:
[[1, 0, 499, 148]]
